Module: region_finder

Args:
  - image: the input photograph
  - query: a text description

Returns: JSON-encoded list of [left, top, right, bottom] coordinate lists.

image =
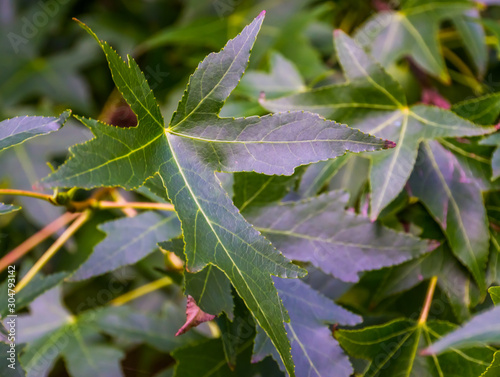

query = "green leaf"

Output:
[[0, 203, 21, 215], [354, 0, 475, 82], [423, 306, 500, 355], [233, 172, 300, 212], [18, 287, 125, 377], [0, 111, 70, 152], [297, 154, 350, 198], [247, 191, 434, 282], [172, 337, 283, 377], [480, 133, 500, 181], [62, 338, 124, 377], [373, 246, 475, 322], [70, 211, 181, 281], [160, 238, 233, 317], [42, 14, 392, 375], [93, 304, 205, 352], [218, 293, 255, 368], [237, 52, 305, 100], [0, 271, 67, 317], [262, 30, 494, 219], [452, 92, 500, 127], [409, 141, 490, 292], [337, 319, 494, 377], [481, 351, 500, 377], [253, 278, 361, 377], [489, 287, 500, 305]]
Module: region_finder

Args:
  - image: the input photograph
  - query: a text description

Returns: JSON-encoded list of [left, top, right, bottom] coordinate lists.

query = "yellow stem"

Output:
[[418, 276, 438, 325], [96, 201, 175, 212], [109, 276, 174, 306], [109, 190, 138, 217], [0, 212, 79, 272], [0, 189, 54, 203], [15, 210, 92, 293]]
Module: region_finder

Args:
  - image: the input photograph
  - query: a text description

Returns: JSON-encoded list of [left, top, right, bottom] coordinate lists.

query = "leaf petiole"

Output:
[[418, 276, 438, 325], [109, 276, 174, 306], [15, 209, 92, 293], [0, 212, 79, 272]]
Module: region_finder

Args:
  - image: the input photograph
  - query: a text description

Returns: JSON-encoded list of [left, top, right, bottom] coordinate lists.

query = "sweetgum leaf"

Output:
[[337, 319, 495, 377], [0, 111, 70, 152], [354, 0, 477, 82], [233, 172, 300, 212], [0, 203, 21, 215], [452, 92, 500, 126], [237, 52, 305, 100], [262, 30, 494, 220], [423, 306, 500, 355], [42, 14, 392, 375], [409, 141, 489, 292], [252, 278, 361, 377], [297, 154, 350, 198], [172, 338, 282, 377], [70, 211, 181, 281], [17, 288, 125, 377], [247, 191, 434, 282], [0, 271, 67, 317]]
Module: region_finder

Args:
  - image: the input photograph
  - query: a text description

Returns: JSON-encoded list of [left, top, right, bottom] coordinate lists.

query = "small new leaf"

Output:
[[262, 31, 494, 220]]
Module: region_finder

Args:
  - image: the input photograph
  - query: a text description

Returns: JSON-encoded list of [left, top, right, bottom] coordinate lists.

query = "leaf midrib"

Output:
[[164, 135, 286, 368], [256, 227, 421, 251]]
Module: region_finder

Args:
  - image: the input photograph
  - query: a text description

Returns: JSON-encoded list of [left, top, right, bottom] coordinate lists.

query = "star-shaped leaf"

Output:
[[337, 318, 495, 377], [41, 13, 392, 375], [246, 191, 435, 282], [354, 0, 482, 81], [16, 288, 125, 377], [262, 30, 494, 220]]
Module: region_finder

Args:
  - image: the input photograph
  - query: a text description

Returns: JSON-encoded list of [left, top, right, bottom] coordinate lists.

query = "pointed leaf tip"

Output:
[[333, 29, 343, 37], [384, 140, 397, 149], [258, 10, 266, 17]]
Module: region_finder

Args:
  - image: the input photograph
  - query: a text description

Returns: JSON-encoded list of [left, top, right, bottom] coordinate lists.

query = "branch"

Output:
[[109, 276, 174, 306], [15, 210, 92, 293], [96, 201, 175, 212], [0, 212, 79, 272], [0, 188, 175, 213], [0, 189, 55, 204]]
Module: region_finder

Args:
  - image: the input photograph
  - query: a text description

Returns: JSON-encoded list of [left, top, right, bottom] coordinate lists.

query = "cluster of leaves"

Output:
[[2, 0, 500, 376]]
